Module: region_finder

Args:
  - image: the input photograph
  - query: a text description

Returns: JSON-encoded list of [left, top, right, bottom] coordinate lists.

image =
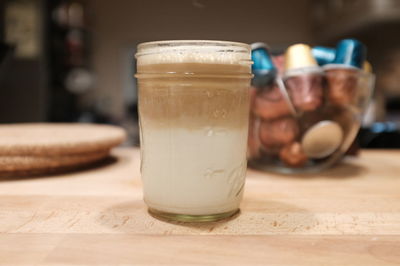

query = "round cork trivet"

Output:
[[0, 151, 113, 177], [0, 123, 126, 156], [0, 150, 109, 172]]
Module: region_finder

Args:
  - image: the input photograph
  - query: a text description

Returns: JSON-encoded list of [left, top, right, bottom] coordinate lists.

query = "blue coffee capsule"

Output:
[[251, 42, 277, 87], [312, 46, 336, 66], [332, 39, 366, 69]]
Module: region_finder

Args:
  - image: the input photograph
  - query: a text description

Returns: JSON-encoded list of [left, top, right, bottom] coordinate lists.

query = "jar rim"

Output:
[[137, 40, 250, 53], [136, 40, 251, 59]]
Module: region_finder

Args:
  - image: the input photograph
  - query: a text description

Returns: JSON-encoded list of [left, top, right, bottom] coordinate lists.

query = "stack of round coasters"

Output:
[[0, 123, 126, 176]]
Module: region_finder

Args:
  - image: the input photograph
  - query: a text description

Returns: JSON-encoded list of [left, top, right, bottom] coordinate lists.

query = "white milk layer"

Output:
[[141, 127, 248, 215]]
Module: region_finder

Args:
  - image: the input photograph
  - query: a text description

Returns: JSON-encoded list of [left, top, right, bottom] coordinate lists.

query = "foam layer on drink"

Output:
[[136, 41, 252, 67]]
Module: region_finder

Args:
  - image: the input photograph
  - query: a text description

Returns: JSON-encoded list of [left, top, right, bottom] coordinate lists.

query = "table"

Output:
[[1, 148, 400, 265]]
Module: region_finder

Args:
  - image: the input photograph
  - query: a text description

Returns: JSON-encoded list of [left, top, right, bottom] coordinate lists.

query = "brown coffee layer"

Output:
[[138, 78, 250, 129], [137, 63, 251, 129]]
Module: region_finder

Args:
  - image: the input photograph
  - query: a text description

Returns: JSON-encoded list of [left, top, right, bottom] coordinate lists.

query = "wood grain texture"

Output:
[[0, 148, 400, 265]]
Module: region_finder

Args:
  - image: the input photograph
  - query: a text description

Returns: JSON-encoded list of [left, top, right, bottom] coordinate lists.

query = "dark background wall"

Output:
[[86, 0, 314, 118]]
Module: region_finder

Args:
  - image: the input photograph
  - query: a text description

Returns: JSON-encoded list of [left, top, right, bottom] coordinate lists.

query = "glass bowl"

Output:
[[247, 69, 375, 174]]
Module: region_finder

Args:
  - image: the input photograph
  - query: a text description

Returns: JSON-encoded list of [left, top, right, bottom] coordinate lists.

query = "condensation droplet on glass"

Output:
[[215, 128, 227, 136], [212, 109, 228, 119], [204, 168, 213, 179], [204, 127, 214, 136], [220, 109, 227, 119], [204, 168, 225, 179], [212, 110, 219, 118]]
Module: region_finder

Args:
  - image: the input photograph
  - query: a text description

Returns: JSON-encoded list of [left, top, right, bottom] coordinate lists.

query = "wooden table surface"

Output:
[[1, 148, 400, 265]]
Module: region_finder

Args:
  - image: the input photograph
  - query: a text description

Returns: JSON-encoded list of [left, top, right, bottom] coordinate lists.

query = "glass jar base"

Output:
[[148, 208, 240, 223]]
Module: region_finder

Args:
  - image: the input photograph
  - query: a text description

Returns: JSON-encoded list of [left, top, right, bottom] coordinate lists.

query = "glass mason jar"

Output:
[[248, 68, 375, 174], [135, 40, 252, 222]]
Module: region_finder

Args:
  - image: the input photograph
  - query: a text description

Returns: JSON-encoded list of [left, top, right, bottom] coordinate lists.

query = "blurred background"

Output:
[[1, 0, 400, 147]]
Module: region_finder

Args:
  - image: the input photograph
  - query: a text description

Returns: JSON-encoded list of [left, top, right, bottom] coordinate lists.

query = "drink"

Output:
[[135, 41, 252, 222]]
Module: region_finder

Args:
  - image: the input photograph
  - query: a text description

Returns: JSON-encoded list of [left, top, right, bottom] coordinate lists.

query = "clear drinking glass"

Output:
[[135, 40, 252, 222]]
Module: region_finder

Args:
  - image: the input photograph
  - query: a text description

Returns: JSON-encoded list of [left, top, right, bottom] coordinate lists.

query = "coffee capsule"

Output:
[[279, 142, 308, 167], [363, 61, 372, 73], [284, 44, 324, 112], [252, 83, 294, 120], [326, 105, 359, 152], [324, 39, 367, 106], [259, 117, 299, 149], [285, 73, 324, 112], [325, 68, 359, 105], [323, 39, 366, 70], [312, 46, 335, 66], [247, 112, 262, 158], [272, 54, 285, 75], [301, 120, 343, 159], [249, 86, 257, 107], [251, 43, 277, 88], [284, 44, 321, 76], [331, 39, 366, 69]]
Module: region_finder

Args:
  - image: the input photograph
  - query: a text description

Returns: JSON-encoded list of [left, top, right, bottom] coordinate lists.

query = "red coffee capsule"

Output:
[[327, 105, 358, 152], [247, 114, 262, 158], [285, 73, 324, 111], [249, 87, 257, 107], [283, 44, 324, 112], [272, 54, 285, 76], [259, 117, 299, 149], [252, 85, 293, 120], [279, 142, 308, 167], [325, 68, 358, 106]]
